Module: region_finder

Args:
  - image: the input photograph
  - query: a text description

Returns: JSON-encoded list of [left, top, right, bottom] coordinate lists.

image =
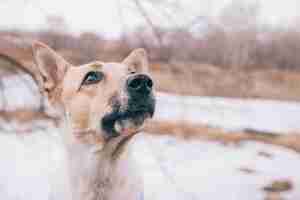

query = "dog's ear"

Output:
[[32, 42, 71, 117], [32, 41, 70, 92], [123, 48, 149, 73]]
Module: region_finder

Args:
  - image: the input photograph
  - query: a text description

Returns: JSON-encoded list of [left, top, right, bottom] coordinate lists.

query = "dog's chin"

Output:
[[99, 111, 152, 158], [101, 109, 154, 141], [114, 113, 150, 136]]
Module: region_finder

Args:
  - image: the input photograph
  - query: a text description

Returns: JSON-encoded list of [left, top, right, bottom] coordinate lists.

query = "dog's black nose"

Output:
[[127, 74, 153, 95]]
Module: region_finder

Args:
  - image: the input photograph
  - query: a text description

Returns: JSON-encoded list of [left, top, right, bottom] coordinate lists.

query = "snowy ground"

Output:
[[0, 129, 299, 200], [1, 79, 300, 199], [135, 134, 300, 200], [156, 93, 300, 134], [0, 129, 67, 200]]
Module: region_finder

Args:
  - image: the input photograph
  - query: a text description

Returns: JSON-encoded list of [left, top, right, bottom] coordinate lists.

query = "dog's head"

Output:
[[32, 42, 155, 152]]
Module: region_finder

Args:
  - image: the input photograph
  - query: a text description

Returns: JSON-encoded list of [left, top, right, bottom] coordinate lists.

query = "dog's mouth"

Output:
[[101, 97, 155, 140]]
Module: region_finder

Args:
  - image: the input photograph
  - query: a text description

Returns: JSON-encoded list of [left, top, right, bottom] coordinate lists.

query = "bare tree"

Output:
[[132, 0, 164, 47]]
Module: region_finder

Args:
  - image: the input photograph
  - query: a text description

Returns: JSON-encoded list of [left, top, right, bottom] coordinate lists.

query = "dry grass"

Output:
[[263, 180, 293, 193], [144, 120, 300, 153], [1, 34, 300, 101], [263, 179, 293, 200], [0, 110, 53, 123], [1, 109, 300, 153], [150, 62, 300, 101]]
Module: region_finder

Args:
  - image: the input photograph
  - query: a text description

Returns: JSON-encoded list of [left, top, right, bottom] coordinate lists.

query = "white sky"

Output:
[[0, 0, 299, 37]]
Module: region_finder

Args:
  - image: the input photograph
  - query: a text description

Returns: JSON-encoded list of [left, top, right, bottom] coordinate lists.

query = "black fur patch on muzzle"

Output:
[[101, 94, 155, 139]]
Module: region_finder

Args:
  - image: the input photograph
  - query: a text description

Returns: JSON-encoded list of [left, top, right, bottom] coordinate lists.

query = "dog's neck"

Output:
[[60, 120, 142, 200]]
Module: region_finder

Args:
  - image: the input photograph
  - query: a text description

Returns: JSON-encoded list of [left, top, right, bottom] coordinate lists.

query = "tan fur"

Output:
[[31, 42, 151, 200]]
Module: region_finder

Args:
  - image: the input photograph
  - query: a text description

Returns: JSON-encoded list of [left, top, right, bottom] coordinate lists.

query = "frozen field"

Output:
[[1, 79, 300, 199], [0, 129, 299, 200], [156, 93, 300, 133], [135, 134, 300, 200]]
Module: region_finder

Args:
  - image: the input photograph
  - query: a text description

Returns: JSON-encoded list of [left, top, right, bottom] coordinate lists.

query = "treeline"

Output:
[[1, 22, 300, 71]]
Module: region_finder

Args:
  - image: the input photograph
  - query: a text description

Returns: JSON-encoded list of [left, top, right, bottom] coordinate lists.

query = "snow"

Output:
[[156, 93, 300, 133], [1, 87, 300, 199], [1, 74, 40, 111], [134, 134, 300, 200], [0, 128, 67, 200], [1, 129, 299, 200]]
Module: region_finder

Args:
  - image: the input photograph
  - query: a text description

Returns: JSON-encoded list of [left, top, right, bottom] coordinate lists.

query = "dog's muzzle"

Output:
[[101, 74, 155, 139]]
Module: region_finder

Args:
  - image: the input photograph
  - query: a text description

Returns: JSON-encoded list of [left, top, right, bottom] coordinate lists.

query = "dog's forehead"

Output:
[[77, 61, 127, 73], [102, 62, 127, 72]]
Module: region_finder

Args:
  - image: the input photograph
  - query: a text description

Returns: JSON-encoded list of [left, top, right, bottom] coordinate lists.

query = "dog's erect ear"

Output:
[[123, 48, 149, 73], [32, 42, 70, 91]]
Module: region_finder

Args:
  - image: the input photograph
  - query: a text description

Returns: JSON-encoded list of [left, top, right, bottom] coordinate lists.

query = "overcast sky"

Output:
[[0, 0, 299, 37]]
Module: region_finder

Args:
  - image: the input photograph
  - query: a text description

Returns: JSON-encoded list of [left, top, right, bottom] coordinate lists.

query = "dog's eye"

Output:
[[82, 71, 104, 85]]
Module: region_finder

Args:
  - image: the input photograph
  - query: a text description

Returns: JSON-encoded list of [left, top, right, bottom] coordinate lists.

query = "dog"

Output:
[[31, 42, 155, 200]]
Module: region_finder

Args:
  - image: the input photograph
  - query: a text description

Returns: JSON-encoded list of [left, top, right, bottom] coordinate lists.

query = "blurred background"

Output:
[[0, 0, 300, 199]]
